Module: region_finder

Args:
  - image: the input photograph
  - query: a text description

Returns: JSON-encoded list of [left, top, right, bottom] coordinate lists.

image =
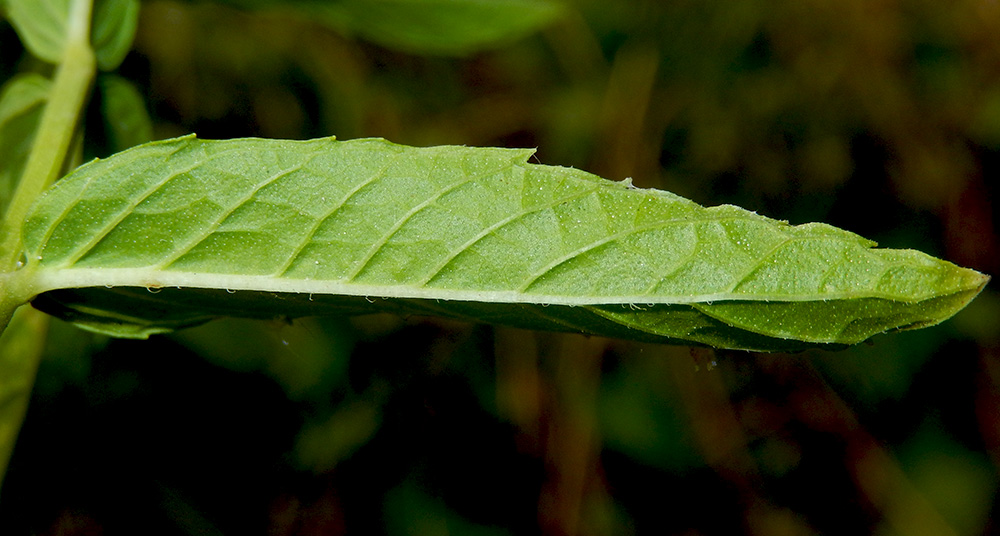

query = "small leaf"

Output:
[[0, 74, 50, 214], [98, 75, 153, 151], [0, 74, 51, 123], [91, 0, 138, 70], [6, 0, 138, 69], [5, 0, 70, 64], [20, 136, 989, 351], [205, 0, 564, 55], [315, 0, 565, 55]]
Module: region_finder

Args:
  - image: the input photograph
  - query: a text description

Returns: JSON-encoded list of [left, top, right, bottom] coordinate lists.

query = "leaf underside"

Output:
[[21, 136, 989, 351]]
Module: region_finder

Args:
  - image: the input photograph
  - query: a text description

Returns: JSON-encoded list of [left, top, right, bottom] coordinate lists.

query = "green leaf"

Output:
[[206, 0, 564, 55], [0, 74, 51, 123], [6, 0, 138, 69], [91, 0, 138, 70], [18, 136, 990, 351], [5, 0, 71, 64], [0, 74, 51, 214], [315, 0, 565, 55], [98, 75, 153, 151]]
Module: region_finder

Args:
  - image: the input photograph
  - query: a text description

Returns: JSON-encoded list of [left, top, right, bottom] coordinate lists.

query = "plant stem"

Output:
[[0, 0, 96, 272], [0, 0, 95, 491], [0, 307, 48, 487]]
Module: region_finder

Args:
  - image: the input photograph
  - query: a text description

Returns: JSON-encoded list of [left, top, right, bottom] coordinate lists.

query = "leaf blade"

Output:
[[21, 136, 989, 350], [91, 0, 138, 70], [0, 74, 51, 215], [311, 0, 565, 55], [6, 0, 137, 69], [98, 75, 153, 151], [5, 0, 71, 64], [203, 0, 565, 55]]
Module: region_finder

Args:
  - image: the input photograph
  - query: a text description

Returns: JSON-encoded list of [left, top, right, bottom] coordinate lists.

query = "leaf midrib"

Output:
[[28, 266, 977, 305]]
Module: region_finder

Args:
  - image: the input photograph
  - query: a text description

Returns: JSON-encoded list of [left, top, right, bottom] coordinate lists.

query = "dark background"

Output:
[[2, 0, 999, 534]]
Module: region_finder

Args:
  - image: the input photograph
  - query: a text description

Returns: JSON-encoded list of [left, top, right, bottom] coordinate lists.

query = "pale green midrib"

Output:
[[28, 267, 981, 306], [35, 192, 880, 293]]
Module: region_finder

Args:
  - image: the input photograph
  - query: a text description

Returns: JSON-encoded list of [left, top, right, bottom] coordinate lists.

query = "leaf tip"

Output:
[[971, 269, 991, 294]]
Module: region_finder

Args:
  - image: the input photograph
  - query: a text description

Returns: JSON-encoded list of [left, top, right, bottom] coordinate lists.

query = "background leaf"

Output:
[[91, 0, 138, 70], [6, 0, 137, 68], [310, 0, 565, 56], [0, 74, 50, 215], [5, 0, 71, 64], [193, 0, 565, 55], [97, 75, 152, 151], [21, 136, 987, 350]]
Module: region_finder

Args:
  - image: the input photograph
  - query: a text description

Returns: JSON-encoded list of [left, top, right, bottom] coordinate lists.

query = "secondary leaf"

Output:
[[0, 74, 51, 122], [0, 74, 50, 214], [314, 0, 565, 55], [5, 0, 71, 64], [204, 0, 564, 55], [6, 0, 138, 69], [91, 0, 139, 70], [18, 136, 989, 351], [98, 75, 153, 151]]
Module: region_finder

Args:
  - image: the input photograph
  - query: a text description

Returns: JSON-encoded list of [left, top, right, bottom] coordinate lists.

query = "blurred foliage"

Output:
[[97, 74, 153, 150], [191, 0, 565, 56], [2, 0, 999, 534], [4, 0, 138, 70], [0, 72, 48, 215]]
